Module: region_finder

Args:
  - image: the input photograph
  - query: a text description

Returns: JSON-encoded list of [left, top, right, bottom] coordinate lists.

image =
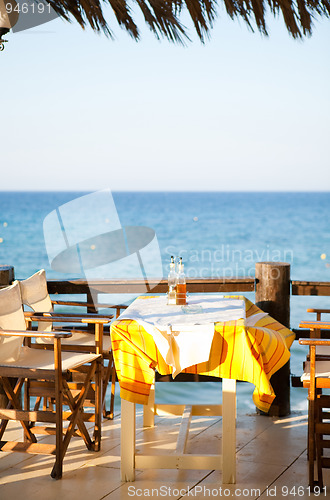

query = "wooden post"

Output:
[[255, 262, 291, 417], [87, 290, 98, 314], [0, 265, 15, 287], [0, 266, 15, 409]]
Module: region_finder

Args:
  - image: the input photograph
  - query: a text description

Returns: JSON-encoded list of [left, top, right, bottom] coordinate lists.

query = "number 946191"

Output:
[[280, 485, 325, 496], [6, 2, 51, 14]]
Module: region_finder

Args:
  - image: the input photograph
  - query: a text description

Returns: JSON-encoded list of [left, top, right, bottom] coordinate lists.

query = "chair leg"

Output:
[[307, 389, 322, 461], [51, 407, 63, 479], [51, 339, 64, 479], [51, 360, 100, 479], [33, 396, 42, 411], [109, 363, 116, 420], [308, 396, 316, 488], [307, 398, 310, 460], [23, 378, 32, 441], [0, 376, 37, 444], [314, 394, 330, 491], [315, 401, 324, 490], [102, 361, 111, 419], [0, 378, 28, 441], [63, 365, 97, 450], [93, 357, 102, 451], [102, 352, 116, 420]]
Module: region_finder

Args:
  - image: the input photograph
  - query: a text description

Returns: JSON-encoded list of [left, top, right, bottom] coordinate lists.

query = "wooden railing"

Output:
[[46, 277, 255, 295], [2, 263, 330, 342], [46, 275, 330, 343], [292, 280, 330, 296], [45, 278, 330, 335]]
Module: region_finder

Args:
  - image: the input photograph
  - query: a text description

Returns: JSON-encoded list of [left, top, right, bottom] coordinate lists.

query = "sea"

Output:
[[1, 190, 330, 413]]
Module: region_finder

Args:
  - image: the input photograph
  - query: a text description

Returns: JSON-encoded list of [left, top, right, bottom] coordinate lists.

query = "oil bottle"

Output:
[[167, 256, 177, 305], [176, 257, 187, 305]]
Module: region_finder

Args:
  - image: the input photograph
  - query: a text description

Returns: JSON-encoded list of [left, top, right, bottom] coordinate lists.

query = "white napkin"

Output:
[[165, 323, 215, 377]]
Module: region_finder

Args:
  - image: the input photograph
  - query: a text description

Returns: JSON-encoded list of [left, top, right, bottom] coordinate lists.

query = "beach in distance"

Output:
[[0, 190, 330, 411]]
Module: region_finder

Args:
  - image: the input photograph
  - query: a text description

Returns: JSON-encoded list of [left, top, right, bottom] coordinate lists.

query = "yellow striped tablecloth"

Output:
[[111, 295, 295, 413]]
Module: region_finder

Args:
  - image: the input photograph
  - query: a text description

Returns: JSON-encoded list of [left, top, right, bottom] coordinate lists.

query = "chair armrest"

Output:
[[24, 311, 114, 323], [52, 300, 127, 318], [307, 308, 330, 321], [299, 338, 330, 346], [299, 321, 330, 330], [307, 308, 330, 314], [51, 312, 114, 319], [52, 300, 127, 310], [25, 313, 111, 324], [0, 329, 73, 338]]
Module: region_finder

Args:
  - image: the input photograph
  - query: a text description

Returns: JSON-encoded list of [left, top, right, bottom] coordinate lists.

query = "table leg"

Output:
[[143, 383, 155, 427], [222, 378, 236, 484], [121, 398, 136, 481]]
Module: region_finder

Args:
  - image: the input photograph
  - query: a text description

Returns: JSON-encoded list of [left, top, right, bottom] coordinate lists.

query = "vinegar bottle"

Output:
[[167, 256, 177, 305], [176, 257, 187, 305]]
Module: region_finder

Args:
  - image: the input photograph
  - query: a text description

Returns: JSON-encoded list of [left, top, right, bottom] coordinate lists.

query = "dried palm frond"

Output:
[[47, 0, 330, 41]]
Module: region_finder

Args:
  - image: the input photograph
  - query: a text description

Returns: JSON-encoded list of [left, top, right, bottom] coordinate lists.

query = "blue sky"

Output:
[[1, 6, 330, 191]]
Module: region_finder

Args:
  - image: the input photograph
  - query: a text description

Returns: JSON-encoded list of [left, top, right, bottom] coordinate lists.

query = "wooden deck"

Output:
[[0, 396, 325, 500]]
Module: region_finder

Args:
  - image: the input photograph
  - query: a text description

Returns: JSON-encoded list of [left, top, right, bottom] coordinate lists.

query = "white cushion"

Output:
[[19, 269, 53, 332], [0, 282, 25, 362], [36, 332, 112, 351], [301, 360, 330, 381], [0, 346, 100, 371], [316, 345, 330, 356]]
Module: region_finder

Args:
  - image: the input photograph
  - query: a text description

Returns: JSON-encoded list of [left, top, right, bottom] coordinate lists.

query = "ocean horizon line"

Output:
[[0, 189, 330, 194]]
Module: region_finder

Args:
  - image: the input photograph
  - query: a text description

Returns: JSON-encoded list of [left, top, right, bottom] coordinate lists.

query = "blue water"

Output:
[[1, 191, 330, 412]]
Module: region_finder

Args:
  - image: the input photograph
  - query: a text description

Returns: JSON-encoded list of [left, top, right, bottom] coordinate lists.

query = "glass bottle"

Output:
[[167, 256, 177, 305], [176, 257, 187, 305]]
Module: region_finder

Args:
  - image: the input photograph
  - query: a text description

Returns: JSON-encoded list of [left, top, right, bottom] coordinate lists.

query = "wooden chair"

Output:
[[19, 269, 127, 419], [299, 320, 330, 490], [301, 309, 330, 459], [306, 308, 330, 356], [0, 281, 103, 479]]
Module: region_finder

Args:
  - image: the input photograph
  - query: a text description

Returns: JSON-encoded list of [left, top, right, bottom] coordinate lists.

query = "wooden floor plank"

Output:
[[258, 453, 315, 500], [237, 412, 308, 467], [0, 409, 312, 500]]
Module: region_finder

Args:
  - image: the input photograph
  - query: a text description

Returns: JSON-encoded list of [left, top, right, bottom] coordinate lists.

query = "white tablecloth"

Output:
[[118, 294, 246, 377]]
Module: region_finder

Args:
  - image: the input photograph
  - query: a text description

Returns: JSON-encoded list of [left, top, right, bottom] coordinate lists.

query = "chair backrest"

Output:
[[0, 281, 26, 362], [19, 269, 53, 332]]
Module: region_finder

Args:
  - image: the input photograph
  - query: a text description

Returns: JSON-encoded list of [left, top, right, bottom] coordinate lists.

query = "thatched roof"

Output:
[[48, 0, 330, 41]]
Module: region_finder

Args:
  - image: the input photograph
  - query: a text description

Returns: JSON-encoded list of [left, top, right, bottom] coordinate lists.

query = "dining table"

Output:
[[110, 293, 295, 484]]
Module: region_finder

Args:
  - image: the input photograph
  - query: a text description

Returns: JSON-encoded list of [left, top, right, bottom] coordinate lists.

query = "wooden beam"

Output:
[[47, 278, 255, 295], [175, 405, 192, 455], [0, 441, 56, 455], [154, 404, 222, 417], [293, 328, 330, 340], [0, 409, 57, 422], [143, 383, 155, 427], [0, 367, 58, 379], [47, 278, 330, 297], [292, 281, 330, 296], [135, 454, 222, 470]]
